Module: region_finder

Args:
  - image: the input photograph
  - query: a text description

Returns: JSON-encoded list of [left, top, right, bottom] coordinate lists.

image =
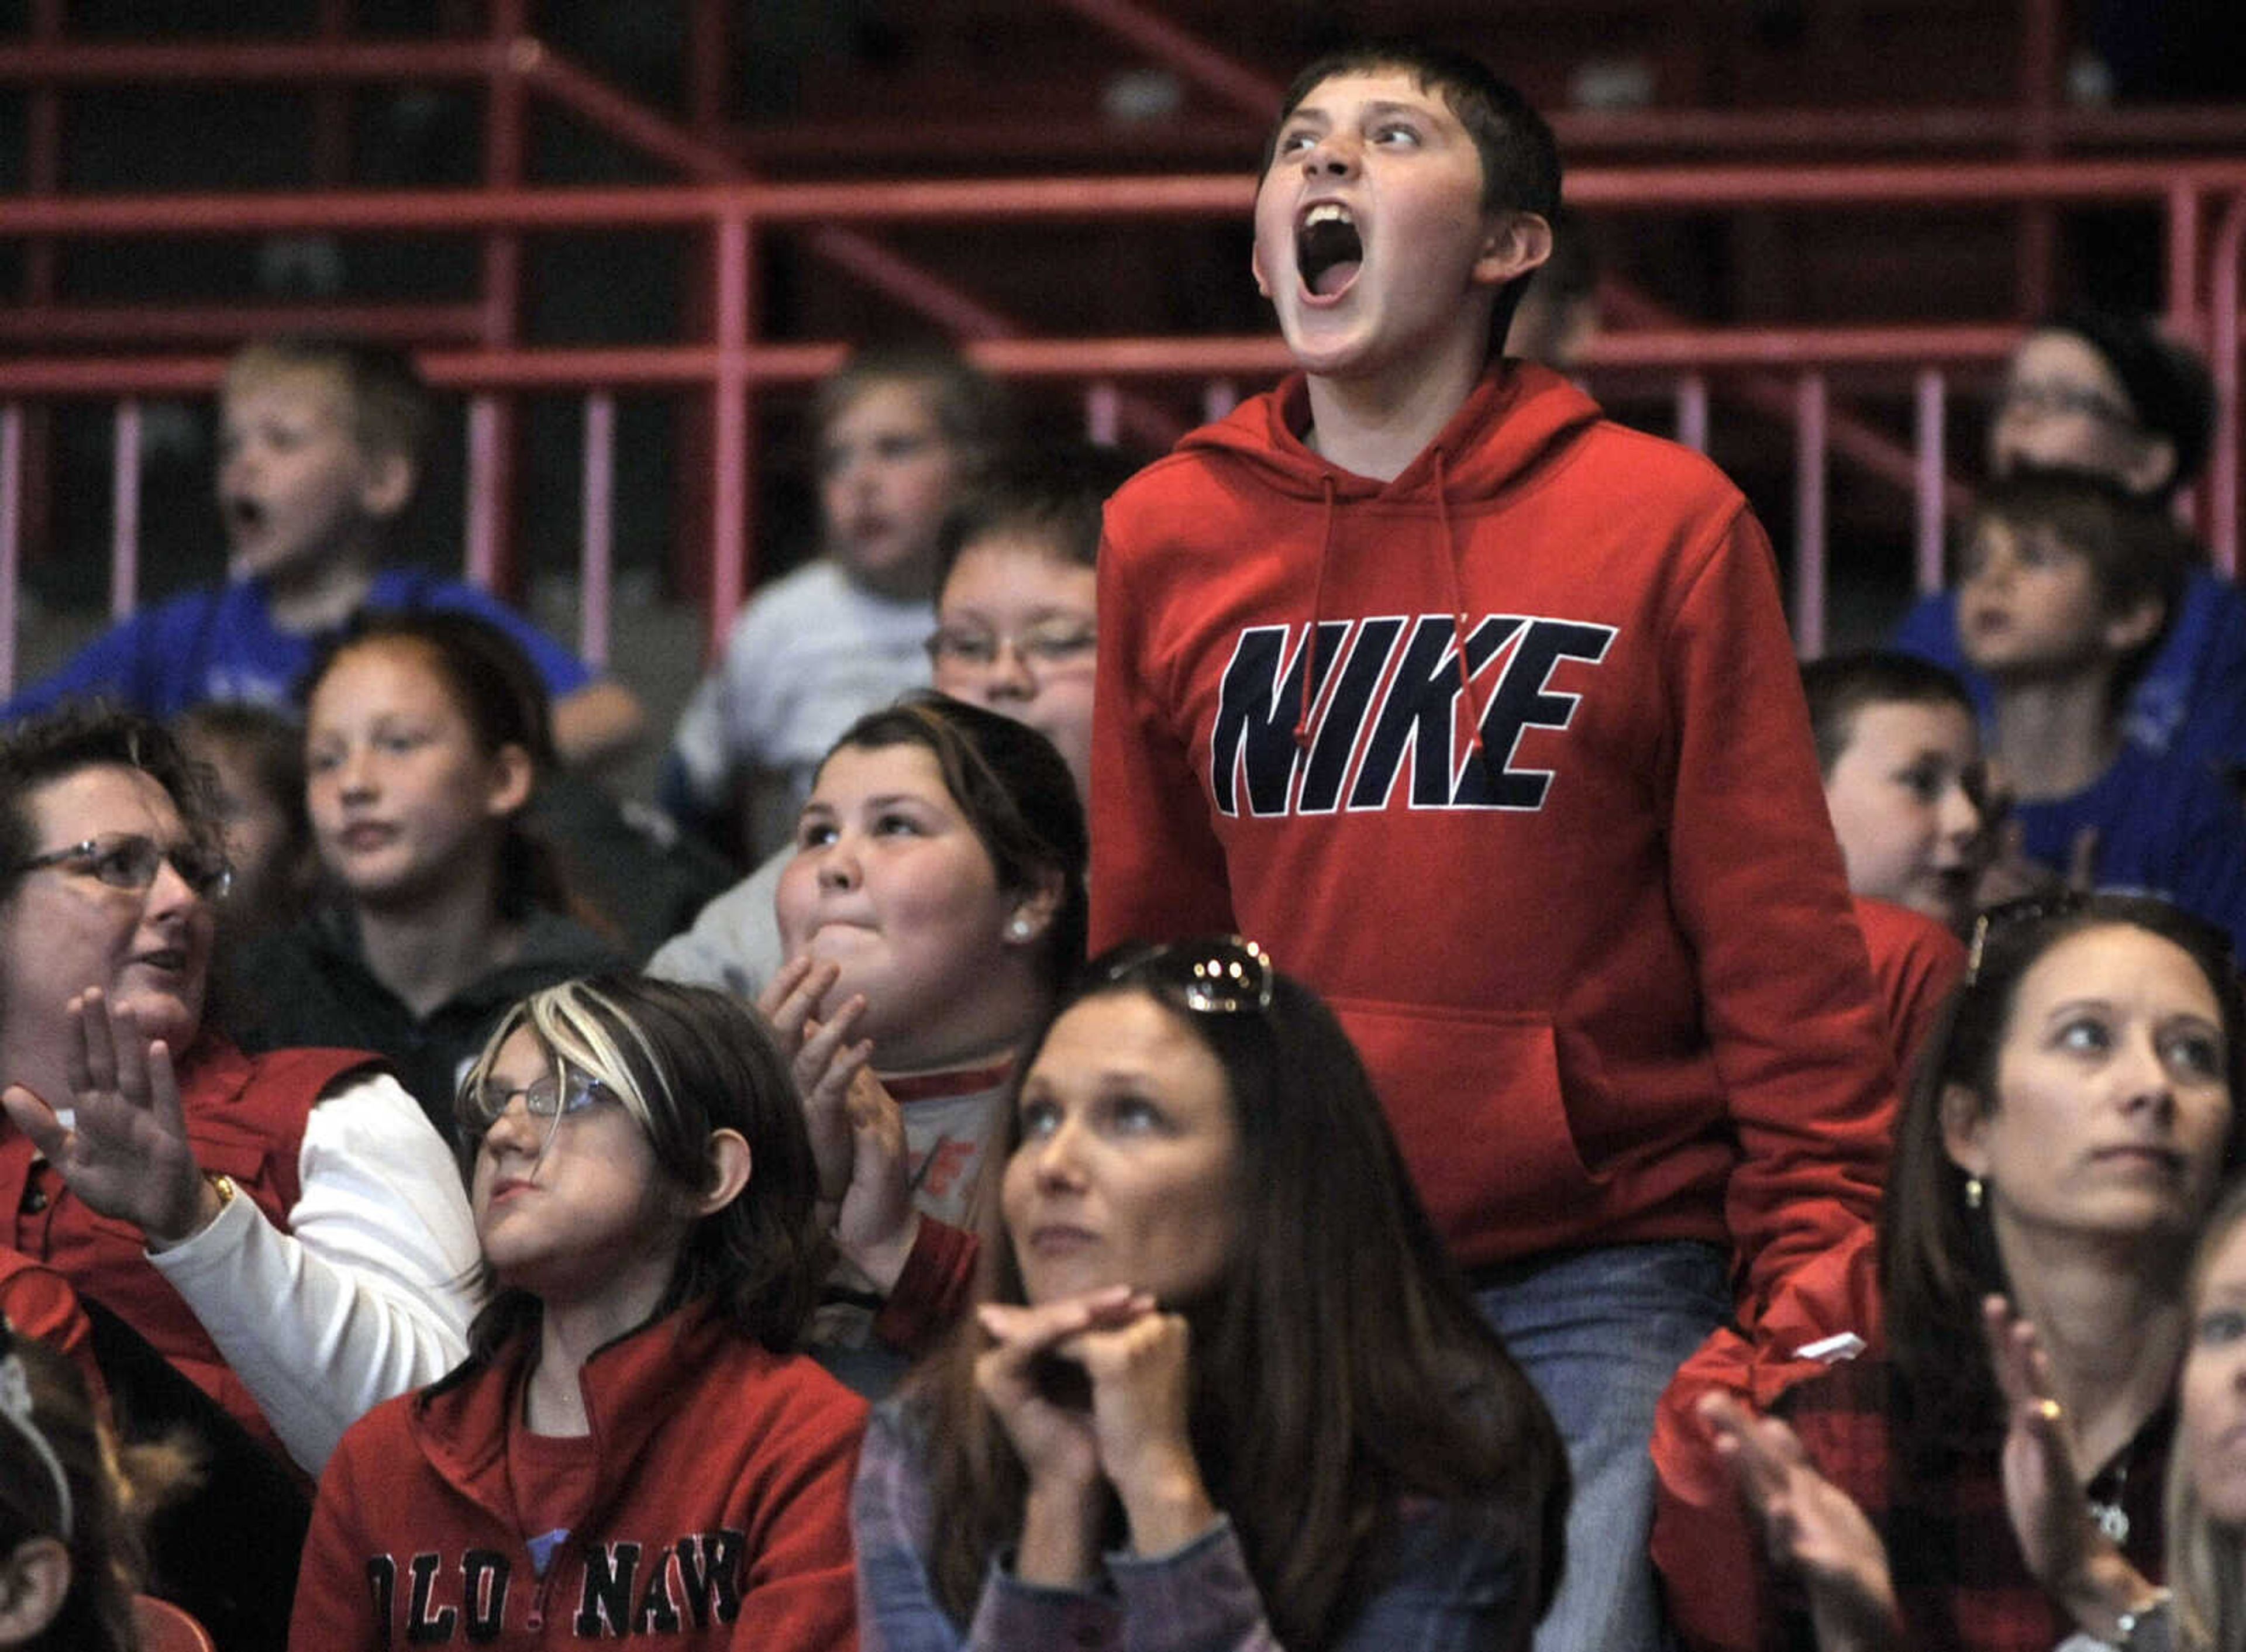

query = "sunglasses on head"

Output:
[[1102, 935, 1276, 1015], [0, 1320, 71, 1544]]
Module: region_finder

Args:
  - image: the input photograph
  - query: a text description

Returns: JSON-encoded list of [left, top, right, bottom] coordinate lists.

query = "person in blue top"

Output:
[[1957, 465, 2246, 949], [2, 336, 645, 768], [1892, 309, 2246, 785]]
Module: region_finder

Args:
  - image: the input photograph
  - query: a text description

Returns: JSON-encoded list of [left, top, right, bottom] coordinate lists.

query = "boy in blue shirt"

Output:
[[1959, 465, 2246, 945], [5, 336, 643, 766]]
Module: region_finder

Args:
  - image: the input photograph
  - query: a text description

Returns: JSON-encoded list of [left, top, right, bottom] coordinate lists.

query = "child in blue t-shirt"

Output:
[[1958, 465, 2246, 946], [4, 336, 644, 767]]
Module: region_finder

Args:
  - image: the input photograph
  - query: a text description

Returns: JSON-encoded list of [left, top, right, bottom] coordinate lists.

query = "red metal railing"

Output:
[[4, 160, 2244, 671], [4, 1, 2245, 682]]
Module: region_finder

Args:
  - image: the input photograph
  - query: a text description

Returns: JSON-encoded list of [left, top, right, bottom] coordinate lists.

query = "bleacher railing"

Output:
[[4, 160, 2245, 682]]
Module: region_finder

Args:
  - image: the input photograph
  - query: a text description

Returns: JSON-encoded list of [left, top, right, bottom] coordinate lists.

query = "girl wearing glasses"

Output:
[[290, 975, 862, 1651], [229, 609, 622, 1140], [764, 694, 1088, 1395], [1668, 894, 2242, 1652], [855, 939, 1569, 1652]]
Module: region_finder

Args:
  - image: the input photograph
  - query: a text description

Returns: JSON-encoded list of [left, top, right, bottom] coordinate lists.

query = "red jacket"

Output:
[[0, 1246, 102, 1403], [0, 1034, 373, 1460], [290, 1303, 864, 1651], [1091, 365, 1896, 1306], [1852, 896, 1966, 1088]]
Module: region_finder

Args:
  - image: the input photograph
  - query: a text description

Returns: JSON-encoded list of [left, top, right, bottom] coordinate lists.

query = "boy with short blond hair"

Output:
[[1090, 40, 1896, 1652], [5, 335, 643, 765]]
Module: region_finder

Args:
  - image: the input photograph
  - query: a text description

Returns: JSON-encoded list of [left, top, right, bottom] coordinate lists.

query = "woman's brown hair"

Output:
[[907, 951, 1569, 1650], [1883, 894, 2246, 1456]]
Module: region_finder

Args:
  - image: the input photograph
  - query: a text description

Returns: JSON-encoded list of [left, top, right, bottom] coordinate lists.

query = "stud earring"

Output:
[[1007, 916, 1034, 941], [1965, 1176, 1985, 1211]]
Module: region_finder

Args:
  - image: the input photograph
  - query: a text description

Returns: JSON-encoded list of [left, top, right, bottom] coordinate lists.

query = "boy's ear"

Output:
[[483, 743, 537, 820], [1251, 239, 1273, 300], [698, 1128, 753, 1215], [2103, 594, 2166, 657], [356, 449, 415, 522], [1938, 1080, 1992, 1181], [1471, 210, 1554, 291]]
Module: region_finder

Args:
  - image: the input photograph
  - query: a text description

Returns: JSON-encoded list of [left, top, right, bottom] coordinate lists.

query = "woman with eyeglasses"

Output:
[[290, 975, 862, 1652], [0, 706, 480, 1484], [853, 937, 1568, 1651], [760, 693, 1089, 1396], [1662, 894, 2243, 1652]]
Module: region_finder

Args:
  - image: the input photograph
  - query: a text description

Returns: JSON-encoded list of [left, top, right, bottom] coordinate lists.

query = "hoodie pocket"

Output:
[[1324, 998, 1593, 1241]]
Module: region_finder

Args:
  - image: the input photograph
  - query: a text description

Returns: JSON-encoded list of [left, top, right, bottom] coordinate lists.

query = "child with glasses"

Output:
[[855, 937, 1568, 1652], [1954, 467, 2246, 950], [290, 976, 861, 1651]]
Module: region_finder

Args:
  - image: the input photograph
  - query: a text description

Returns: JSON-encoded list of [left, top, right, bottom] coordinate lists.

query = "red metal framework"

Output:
[[2, 3, 2245, 684]]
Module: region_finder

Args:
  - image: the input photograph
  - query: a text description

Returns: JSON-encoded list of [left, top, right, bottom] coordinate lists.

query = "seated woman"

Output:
[[0, 706, 481, 1477], [230, 609, 622, 1138], [1677, 893, 2242, 1652], [290, 976, 862, 1651], [764, 694, 1088, 1392], [855, 937, 1569, 1651]]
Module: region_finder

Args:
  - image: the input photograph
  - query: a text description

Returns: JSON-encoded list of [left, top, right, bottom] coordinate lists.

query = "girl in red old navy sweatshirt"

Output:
[[287, 977, 862, 1651]]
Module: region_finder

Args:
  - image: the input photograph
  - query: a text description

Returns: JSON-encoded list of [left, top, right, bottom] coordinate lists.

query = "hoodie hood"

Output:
[[1176, 361, 1604, 506]]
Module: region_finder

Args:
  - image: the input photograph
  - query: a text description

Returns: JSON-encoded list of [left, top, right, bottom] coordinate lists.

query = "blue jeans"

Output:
[[1477, 1240, 1730, 1652]]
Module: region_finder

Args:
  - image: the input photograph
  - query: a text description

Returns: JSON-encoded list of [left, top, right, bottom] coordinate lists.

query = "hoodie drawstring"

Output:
[[1293, 475, 1338, 749], [1432, 449, 1490, 764]]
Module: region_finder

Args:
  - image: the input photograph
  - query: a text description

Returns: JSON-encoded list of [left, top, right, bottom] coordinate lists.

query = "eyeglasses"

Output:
[[13, 832, 232, 902], [1103, 935, 1276, 1014], [463, 1064, 616, 1159], [925, 620, 1097, 673], [1965, 889, 2234, 985], [1994, 378, 2139, 430], [0, 1320, 71, 1543]]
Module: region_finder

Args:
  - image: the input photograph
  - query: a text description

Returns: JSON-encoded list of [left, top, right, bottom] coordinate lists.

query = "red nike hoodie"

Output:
[[1091, 363, 1896, 1315]]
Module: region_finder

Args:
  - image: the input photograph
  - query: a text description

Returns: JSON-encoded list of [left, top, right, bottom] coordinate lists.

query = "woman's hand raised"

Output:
[[1983, 1295, 2161, 1645], [1699, 1390, 1902, 1652], [1, 989, 216, 1248]]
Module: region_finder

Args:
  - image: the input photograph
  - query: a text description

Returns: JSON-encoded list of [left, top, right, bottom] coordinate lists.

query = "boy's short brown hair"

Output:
[[1264, 40, 1560, 358], [1967, 463, 2199, 693], [223, 334, 432, 470], [1265, 42, 1561, 222], [1799, 651, 1976, 780]]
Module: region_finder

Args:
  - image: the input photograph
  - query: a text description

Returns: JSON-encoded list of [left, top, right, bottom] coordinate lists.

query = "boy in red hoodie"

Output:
[[1090, 41, 1897, 1652]]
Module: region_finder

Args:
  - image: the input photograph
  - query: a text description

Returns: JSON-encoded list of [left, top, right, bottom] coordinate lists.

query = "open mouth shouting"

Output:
[[1297, 202, 1363, 301]]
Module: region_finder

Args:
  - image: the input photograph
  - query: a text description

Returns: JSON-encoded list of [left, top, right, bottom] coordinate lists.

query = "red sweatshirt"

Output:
[[290, 1304, 864, 1650], [1091, 364, 1896, 1311]]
